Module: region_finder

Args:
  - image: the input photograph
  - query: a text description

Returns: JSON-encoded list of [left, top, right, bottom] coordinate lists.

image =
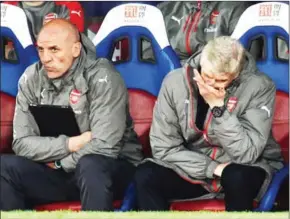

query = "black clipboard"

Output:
[[29, 104, 81, 137]]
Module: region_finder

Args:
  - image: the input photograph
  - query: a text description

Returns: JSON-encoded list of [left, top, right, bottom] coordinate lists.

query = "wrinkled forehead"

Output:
[[201, 68, 230, 80], [37, 28, 69, 45], [200, 59, 231, 79]]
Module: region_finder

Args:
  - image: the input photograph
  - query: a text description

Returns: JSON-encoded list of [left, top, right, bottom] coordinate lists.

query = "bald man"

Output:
[[0, 19, 143, 211]]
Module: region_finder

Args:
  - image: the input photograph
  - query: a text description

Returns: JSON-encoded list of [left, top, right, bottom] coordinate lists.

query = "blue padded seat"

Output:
[[1, 3, 39, 97], [232, 1, 289, 93], [93, 3, 181, 96]]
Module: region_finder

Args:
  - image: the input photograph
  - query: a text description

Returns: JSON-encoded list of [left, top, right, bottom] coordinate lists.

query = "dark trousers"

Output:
[[134, 161, 266, 211], [0, 154, 135, 211]]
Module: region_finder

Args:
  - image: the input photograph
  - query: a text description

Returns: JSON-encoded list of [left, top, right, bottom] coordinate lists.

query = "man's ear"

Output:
[[72, 42, 81, 58]]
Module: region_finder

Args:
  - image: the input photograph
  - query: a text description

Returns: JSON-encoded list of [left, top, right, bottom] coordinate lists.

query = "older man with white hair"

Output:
[[134, 36, 283, 211]]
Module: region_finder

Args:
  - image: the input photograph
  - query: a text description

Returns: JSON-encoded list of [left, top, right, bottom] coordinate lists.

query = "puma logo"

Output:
[[23, 73, 28, 84], [261, 106, 271, 118], [74, 110, 82, 114], [40, 89, 46, 104], [98, 75, 108, 83], [171, 15, 185, 25], [71, 10, 81, 17]]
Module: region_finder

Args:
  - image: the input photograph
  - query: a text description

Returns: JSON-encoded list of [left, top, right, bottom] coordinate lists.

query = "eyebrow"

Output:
[[37, 45, 59, 50]]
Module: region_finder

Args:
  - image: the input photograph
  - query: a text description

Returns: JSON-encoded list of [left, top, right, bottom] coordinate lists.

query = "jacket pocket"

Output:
[[184, 100, 190, 131]]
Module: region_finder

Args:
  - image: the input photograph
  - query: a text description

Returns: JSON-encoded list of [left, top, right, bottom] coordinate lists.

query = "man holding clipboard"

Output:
[[1, 19, 143, 211]]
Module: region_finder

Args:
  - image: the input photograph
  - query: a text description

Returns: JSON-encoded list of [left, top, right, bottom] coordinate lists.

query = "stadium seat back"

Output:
[[232, 2, 289, 93], [1, 3, 39, 97], [93, 3, 181, 96], [128, 89, 156, 157], [0, 92, 16, 153], [272, 91, 289, 163]]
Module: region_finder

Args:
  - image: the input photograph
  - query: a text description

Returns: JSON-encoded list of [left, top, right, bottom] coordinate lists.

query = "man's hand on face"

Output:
[[193, 69, 226, 108], [68, 131, 92, 152]]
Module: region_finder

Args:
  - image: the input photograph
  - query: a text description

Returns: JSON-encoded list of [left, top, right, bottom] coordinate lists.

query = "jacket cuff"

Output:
[[60, 154, 76, 172], [206, 160, 220, 179], [212, 109, 231, 125], [63, 136, 71, 154]]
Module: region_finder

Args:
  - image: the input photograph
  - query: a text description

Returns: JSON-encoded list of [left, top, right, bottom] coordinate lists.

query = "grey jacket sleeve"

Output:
[[60, 64, 127, 172], [150, 76, 219, 179], [213, 81, 276, 164], [12, 68, 70, 162]]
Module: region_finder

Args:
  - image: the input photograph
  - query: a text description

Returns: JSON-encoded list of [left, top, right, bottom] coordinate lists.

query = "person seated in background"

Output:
[[134, 36, 283, 211], [3, 1, 85, 61], [143, 2, 251, 65], [0, 19, 143, 211], [4, 1, 85, 40]]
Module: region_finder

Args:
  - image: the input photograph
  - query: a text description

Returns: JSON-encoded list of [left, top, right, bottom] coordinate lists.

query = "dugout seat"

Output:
[[1, 3, 39, 97], [231, 1, 289, 93], [0, 92, 16, 154], [93, 3, 181, 96]]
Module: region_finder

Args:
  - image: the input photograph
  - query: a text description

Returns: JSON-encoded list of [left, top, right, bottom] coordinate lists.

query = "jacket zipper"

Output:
[[203, 113, 219, 161], [212, 178, 219, 192], [202, 113, 212, 143], [184, 100, 189, 131], [185, 2, 202, 56], [204, 113, 220, 193], [180, 175, 213, 192], [186, 66, 218, 160], [178, 164, 219, 193], [185, 66, 201, 134], [183, 15, 192, 33], [194, 1, 202, 32], [193, 11, 201, 32], [185, 66, 221, 192]]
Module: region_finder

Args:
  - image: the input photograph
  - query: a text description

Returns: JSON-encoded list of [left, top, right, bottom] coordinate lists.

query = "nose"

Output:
[[40, 50, 52, 64]]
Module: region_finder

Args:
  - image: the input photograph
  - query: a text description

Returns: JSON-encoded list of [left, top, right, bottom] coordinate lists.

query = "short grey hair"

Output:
[[200, 36, 246, 76]]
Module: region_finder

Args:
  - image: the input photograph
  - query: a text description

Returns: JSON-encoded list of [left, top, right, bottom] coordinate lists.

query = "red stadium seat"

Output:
[[34, 200, 122, 211], [272, 91, 289, 163], [0, 92, 16, 154], [128, 89, 156, 157], [170, 199, 226, 211]]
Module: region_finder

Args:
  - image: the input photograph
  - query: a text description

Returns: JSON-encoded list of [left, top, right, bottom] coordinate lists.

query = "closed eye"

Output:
[[49, 46, 59, 52], [215, 79, 227, 83]]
